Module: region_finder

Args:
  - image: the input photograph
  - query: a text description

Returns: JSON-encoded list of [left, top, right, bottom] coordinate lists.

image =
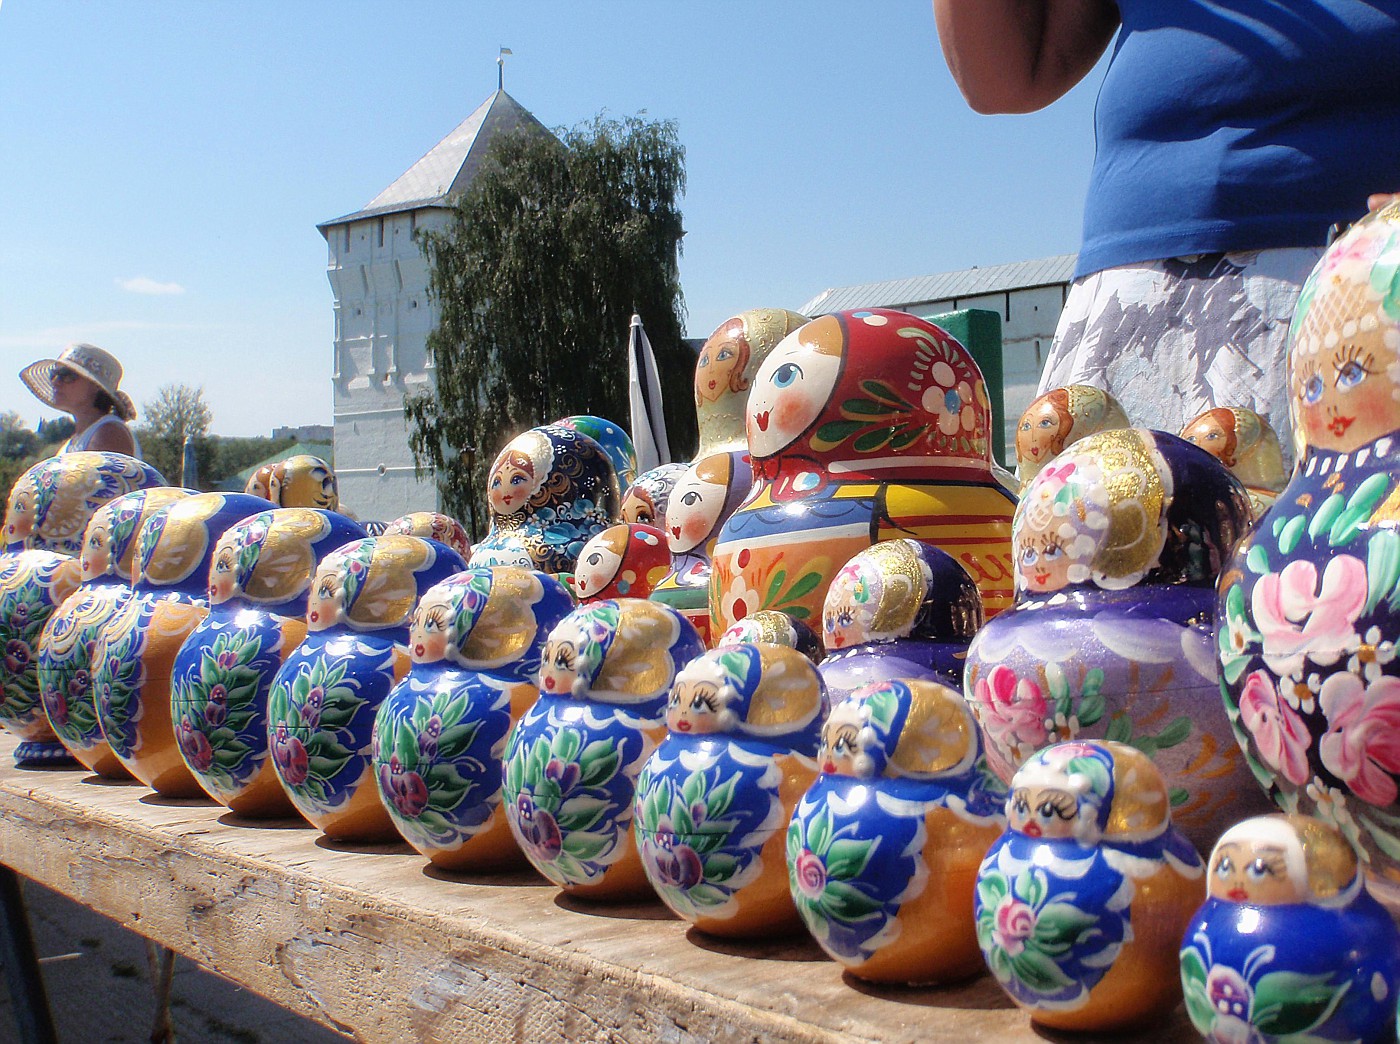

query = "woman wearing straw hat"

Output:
[[19, 343, 140, 457]]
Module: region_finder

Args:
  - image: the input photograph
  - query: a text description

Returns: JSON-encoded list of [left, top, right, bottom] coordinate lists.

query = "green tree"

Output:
[[137, 383, 214, 487], [406, 112, 695, 534]]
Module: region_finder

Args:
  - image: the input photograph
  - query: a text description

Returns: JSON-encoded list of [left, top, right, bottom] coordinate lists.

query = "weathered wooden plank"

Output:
[[0, 733, 1193, 1042]]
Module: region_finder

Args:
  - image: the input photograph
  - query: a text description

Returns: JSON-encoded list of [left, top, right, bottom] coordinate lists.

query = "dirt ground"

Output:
[[0, 879, 347, 1044]]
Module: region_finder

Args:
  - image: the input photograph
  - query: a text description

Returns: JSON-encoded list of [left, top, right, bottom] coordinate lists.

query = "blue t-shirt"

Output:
[[1078, 0, 1400, 278]]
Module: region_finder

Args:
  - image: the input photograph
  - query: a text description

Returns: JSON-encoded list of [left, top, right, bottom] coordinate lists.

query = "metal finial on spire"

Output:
[[497, 47, 513, 91]]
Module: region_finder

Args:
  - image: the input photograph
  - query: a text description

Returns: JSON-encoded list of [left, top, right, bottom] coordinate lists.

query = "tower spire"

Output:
[[497, 47, 513, 91]]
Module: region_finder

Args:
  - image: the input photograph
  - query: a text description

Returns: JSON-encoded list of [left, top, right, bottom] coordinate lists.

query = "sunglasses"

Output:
[[50, 368, 82, 385]]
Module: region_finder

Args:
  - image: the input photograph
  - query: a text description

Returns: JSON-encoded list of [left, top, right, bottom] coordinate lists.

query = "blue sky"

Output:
[[0, 1, 1107, 437]]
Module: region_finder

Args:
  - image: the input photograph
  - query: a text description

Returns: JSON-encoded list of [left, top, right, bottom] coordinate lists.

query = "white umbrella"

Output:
[[626, 313, 671, 473]]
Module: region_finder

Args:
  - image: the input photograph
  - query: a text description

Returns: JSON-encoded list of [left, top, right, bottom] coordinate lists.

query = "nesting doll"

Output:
[[573, 524, 668, 602], [719, 610, 824, 664], [3, 451, 165, 556], [634, 644, 827, 936], [556, 415, 638, 492], [470, 424, 620, 576], [501, 599, 704, 899], [1180, 406, 1287, 517], [1181, 814, 1400, 1044], [170, 508, 365, 815], [620, 462, 689, 531], [789, 679, 1007, 984], [89, 492, 271, 795], [372, 567, 575, 870], [975, 740, 1205, 1032], [386, 511, 472, 557], [694, 308, 810, 458], [267, 455, 338, 510], [38, 487, 192, 776], [819, 539, 983, 703], [650, 451, 753, 647], [711, 309, 1016, 637], [1218, 202, 1400, 906], [965, 428, 1264, 851], [1, 453, 166, 764], [1015, 385, 1129, 488], [266, 535, 466, 841], [243, 463, 275, 501]]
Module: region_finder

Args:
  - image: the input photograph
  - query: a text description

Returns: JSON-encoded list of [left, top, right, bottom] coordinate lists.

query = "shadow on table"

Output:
[[553, 891, 679, 922], [138, 792, 219, 809], [841, 968, 1019, 1013], [217, 810, 315, 831], [314, 834, 415, 857], [684, 925, 826, 963], [422, 863, 554, 889], [79, 772, 141, 787]]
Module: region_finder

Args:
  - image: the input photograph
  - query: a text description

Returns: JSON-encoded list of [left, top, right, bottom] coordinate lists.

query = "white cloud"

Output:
[[116, 276, 186, 296]]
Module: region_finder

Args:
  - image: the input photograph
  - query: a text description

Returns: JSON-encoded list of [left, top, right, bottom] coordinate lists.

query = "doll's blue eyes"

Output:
[[772, 363, 803, 387], [1303, 375, 1324, 403], [1337, 360, 1369, 388]]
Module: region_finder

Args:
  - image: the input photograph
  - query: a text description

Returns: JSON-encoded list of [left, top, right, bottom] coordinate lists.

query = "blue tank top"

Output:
[[1078, 0, 1400, 277]]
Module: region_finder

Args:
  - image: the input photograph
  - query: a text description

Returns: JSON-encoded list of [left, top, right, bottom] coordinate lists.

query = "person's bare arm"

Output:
[[86, 421, 137, 456], [934, 0, 1120, 114]]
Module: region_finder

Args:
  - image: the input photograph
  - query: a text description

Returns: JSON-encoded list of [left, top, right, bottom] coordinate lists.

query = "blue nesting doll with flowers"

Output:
[[502, 598, 704, 899], [1181, 813, 1400, 1044], [170, 507, 365, 816], [2, 451, 165, 764], [266, 535, 466, 841], [788, 678, 1007, 984], [372, 566, 574, 870], [469, 424, 620, 577], [91, 492, 272, 796], [38, 487, 192, 778], [1217, 201, 1400, 908], [556, 414, 637, 492], [974, 740, 1205, 1033], [634, 643, 828, 937]]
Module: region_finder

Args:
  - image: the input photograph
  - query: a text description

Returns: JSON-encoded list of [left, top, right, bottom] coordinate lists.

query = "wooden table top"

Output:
[[0, 733, 1194, 1042]]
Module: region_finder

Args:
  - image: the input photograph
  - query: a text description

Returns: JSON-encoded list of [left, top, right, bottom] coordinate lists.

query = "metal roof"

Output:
[[318, 90, 551, 231], [799, 253, 1078, 315]]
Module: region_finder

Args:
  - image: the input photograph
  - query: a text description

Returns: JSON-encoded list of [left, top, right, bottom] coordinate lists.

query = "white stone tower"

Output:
[[318, 90, 548, 523]]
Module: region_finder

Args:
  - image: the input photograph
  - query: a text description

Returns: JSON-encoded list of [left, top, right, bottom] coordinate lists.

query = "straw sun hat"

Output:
[[20, 343, 137, 422]]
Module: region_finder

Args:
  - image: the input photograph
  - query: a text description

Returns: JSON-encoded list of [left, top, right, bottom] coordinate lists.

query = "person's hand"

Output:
[[1368, 193, 1400, 212]]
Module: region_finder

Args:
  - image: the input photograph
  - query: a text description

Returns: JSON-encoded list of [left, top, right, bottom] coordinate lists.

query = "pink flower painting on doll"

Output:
[[972, 664, 1051, 761], [1250, 556, 1366, 679], [1237, 669, 1311, 787], [1317, 672, 1400, 806]]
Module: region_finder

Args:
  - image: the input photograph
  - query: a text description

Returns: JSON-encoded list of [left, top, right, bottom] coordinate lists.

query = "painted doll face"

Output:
[[819, 718, 866, 776], [538, 619, 585, 696], [408, 590, 455, 664], [694, 330, 748, 407], [1292, 285, 1400, 453], [621, 486, 657, 526], [1009, 785, 1081, 840], [207, 542, 240, 604], [666, 674, 725, 734], [488, 453, 535, 516], [823, 561, 881, 650], [4, 487, 35, 544], [1181, 411, 1235, 464], [1208, 839, 1306, 905], [746, 332, 842, 459], [666, 469, 726, 554], [306, 569, 345, 631], [80, 524, 113, 581], [1014, 514, 1075, 593], [1016, 397, 1069, 467], [573, 532, 624, 599]]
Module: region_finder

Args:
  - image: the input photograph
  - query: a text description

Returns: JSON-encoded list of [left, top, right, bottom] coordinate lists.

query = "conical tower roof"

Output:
[[318, 90, 550, 230]]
